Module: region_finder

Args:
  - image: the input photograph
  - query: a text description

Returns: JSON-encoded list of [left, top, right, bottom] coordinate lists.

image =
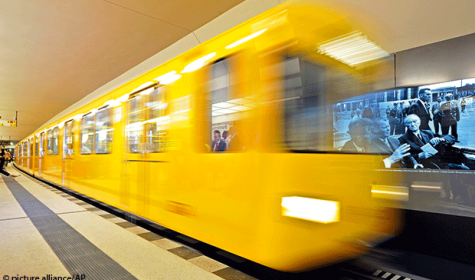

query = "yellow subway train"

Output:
[[15, 1, 402, 272]]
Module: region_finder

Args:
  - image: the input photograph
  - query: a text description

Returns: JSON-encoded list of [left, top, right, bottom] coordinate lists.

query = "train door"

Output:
[[125, 85, 169, 218], [34, 135, 40, 175], [28, 138, 33, 173], [23, 142, 28, 170], [18, 143, 22, 167], [194, 55, 258, 243], [26, 139, 30, 172], [62, 120, 74, 186], [39, 132, 45, 176], [125, 91, 146, 215]]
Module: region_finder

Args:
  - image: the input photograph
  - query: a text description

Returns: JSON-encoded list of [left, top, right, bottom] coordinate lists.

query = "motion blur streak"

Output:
[[15, 1, 400, 272]]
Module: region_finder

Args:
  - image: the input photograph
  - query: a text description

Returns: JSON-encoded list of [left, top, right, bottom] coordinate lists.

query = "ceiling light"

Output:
[[181, 53, 216, 73], [317, 31, 389, 66], [225, 29, 267, 49], [212, 102, 234, 109]]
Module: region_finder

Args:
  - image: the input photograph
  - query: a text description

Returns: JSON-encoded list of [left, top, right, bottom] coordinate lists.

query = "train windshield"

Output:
[[283, 56, 362, 153]]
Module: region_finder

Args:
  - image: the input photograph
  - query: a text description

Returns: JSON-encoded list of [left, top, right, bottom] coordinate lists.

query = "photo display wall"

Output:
[[333, 77, 475, 213]]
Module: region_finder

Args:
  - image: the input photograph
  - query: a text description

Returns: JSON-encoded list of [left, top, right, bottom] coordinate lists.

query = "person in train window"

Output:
[[398, 114, 468, 170], [227, 126, 243, 151], [408, 88, 432, 131], [341, 118, 373, 152], [0, 146, 19, 178], [222, 131, 229, 150], [370, 118, 419, 169], [212, 130, 226, 152]]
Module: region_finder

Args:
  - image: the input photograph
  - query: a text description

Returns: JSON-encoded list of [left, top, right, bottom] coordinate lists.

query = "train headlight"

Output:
[[281, 197, 340, 224]]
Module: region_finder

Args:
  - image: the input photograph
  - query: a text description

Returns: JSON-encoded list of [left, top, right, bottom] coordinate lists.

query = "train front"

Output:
[[249, 3, 405, 272]]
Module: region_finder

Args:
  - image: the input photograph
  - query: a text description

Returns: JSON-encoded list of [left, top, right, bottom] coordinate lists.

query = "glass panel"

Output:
[[35, 136, 39, 156], [95, 107, 113, 154], [23, 142, 27, 156], [283, 56, 359, 152], [127, 95, 144, 153], [146, 87, 169, 153], [47, 130, 53, 155], [81, 114, 95, 154], [64, 121, 74, 155], [53, 127, 59, 155], [30, 140, 33, 156], [209, 58, 249, 153], [40, 133, 44, 156]]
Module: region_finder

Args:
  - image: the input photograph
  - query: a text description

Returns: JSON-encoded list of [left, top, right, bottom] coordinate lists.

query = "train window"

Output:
[[146, 86, 168, 153], [95, 107, 112, 154], [64, 121, 74, 156], [30, 139, 33, 156], [208, 58, 248, 152], [283, 56, 358, 152], [127, 94, 144, 153], [47, 129, 53, 155], [81, 113, 95, 154], [35, 136, 39, 156], [23, 142, 27, 156], [53, 127, 59, 155]]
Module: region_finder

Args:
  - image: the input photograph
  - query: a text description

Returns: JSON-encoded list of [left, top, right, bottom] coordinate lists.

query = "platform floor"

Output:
[[0, 166, 255, 280]]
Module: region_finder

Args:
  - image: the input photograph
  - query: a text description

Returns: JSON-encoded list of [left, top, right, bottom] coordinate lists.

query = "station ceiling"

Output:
[[2, 0, 475, 142]]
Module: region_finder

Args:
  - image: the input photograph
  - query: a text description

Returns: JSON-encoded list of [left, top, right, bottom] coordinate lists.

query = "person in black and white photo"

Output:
[[432, 97, 443, 134], [408, 88, 433, 131], [341, 118, 373, 152], [398, 114, 468, 170], [440, 93, 460, 141], [370, 118, 419, 168]]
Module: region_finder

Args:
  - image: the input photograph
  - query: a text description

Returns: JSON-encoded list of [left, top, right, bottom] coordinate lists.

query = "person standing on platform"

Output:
[[0, 146, 18, 178]]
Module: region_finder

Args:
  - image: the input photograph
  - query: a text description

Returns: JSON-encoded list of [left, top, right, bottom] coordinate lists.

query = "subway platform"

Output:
[[0, 166, 255, 280]]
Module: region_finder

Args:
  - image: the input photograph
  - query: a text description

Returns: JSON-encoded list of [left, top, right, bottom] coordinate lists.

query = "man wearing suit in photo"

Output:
[[370, 118, 419, 169], [408, 88, 433, 131], [341, 118, 373, 152], [212, 130, 226, 152], [440, 93, 460, 141], [432, 97, 443, 134], [362, 99, 379, 119], [389, 103, 399, 135], [398, 114, 467, 170]]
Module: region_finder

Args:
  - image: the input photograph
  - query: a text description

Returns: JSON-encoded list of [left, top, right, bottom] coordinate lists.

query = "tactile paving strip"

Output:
[[3, 176, 138, 280], [13, 167, 258, 280]]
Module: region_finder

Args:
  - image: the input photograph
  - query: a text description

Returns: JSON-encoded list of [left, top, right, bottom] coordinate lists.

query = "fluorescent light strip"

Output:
[[318, 31, 388, 66], [225, 29, 267, 49], [182, 53, 216, 73]]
